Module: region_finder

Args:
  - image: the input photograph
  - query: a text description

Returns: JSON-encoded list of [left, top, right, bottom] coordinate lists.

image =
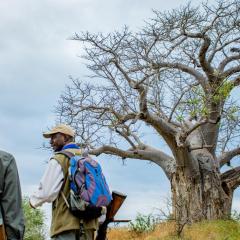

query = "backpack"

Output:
[[60, 151, 112, 220]]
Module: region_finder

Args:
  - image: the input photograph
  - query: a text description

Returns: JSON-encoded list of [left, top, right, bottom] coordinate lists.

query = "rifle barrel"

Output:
[[112, 220, 131, 223]]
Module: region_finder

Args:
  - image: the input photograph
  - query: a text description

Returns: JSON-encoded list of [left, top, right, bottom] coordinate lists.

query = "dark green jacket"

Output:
[[0, 150, 25, 240]]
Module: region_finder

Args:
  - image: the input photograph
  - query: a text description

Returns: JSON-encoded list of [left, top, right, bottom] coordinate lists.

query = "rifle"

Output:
[[96, 191, 130, 240], [0, 211, 6, 240]]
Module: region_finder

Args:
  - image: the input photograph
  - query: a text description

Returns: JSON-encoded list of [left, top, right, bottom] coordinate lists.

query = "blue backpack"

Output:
[[60, 151, 112, 219], [70, 154, 112, 206]]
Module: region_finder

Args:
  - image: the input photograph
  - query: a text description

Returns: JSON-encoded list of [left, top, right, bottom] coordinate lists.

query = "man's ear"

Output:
[[63, 135, 68, 142], [63, 134, 71, 143]]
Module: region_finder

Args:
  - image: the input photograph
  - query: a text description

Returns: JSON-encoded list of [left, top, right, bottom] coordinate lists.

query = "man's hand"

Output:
[[101, 206, 107, 215], [29, 200, 35, 209]]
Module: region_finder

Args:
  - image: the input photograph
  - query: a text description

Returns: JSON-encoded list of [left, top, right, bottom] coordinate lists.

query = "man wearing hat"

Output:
[[30, 124, 98, 240], [0, 150, 25, 240]]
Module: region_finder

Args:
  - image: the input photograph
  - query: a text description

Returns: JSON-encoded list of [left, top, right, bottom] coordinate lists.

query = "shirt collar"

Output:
[[62, 142, 80, 150]]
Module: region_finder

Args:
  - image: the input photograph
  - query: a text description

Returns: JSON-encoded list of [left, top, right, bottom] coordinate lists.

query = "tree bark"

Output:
[[171, 152, 233, 224]]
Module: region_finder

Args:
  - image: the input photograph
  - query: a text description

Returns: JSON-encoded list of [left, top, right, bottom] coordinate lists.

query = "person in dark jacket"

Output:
[[0, 150, 25, 240]]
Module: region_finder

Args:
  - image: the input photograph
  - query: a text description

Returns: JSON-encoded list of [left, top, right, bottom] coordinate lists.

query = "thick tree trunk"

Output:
[[171, 152, 233, 225]]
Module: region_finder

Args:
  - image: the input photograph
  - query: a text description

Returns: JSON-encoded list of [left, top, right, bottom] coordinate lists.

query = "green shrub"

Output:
[[129, 213, 158, 233], [231, 210, 240, 221], [22, 197, 46, 240]]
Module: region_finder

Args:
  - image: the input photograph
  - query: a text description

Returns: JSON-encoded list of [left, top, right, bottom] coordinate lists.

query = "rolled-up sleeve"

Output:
[[30, 159, 64, 208]]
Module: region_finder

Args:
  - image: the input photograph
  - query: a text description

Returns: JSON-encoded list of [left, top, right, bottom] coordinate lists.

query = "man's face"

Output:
[[50, 133, 66, 152]]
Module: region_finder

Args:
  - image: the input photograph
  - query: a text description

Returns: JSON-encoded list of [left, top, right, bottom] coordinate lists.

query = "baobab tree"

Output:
[[57, 0, 240, 225]]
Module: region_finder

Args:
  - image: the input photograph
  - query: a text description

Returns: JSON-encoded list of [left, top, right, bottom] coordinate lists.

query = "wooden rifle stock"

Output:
[[0, 218, 6, 240], [106, 191, 127, 221], [96, 191, 129, 240]]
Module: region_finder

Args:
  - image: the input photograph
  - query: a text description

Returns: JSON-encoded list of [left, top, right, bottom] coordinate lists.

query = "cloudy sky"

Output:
[[1, 0, 239, 234]]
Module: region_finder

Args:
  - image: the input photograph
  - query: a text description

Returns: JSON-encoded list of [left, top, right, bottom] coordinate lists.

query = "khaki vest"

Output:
[[50, 148, 98, 237]]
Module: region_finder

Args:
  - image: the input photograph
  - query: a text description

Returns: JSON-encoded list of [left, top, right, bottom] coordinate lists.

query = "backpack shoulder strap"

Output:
[[57, 150, 75, 159], [55, 150, 75, 208]]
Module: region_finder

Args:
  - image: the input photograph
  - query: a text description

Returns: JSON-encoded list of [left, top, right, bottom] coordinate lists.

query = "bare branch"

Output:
[[89, 144, 176, 178], [112, 59, 137, 88], [208, 37, 240, 63], [198, 36, 214, 78], [221, 166, 240, 190], [152, 62, 208, 90], [168, 82, 200, 122], [115, 128, 136, 149], [233, 76, 240, 87], [219, 147, 240, 167], [223, 65, 240, 78], [218, 54, 240, 72]]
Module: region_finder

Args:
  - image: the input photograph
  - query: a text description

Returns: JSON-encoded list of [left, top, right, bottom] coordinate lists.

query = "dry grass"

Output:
[[107, 222, 176, 240], [107, 220, 240, 240], [183, 220, 240, 240]]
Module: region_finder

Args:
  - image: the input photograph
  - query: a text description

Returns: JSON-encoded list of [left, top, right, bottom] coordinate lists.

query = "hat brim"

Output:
[[43, 130, 74, 138], [42, 131, 58, 138]]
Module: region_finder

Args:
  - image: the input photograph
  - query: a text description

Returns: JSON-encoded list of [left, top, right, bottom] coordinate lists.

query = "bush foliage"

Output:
[[22, 197, 46, 240]]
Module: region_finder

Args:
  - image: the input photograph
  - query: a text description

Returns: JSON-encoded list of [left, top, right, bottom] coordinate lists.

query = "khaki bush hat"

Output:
[[43, 124, 75, 138]]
